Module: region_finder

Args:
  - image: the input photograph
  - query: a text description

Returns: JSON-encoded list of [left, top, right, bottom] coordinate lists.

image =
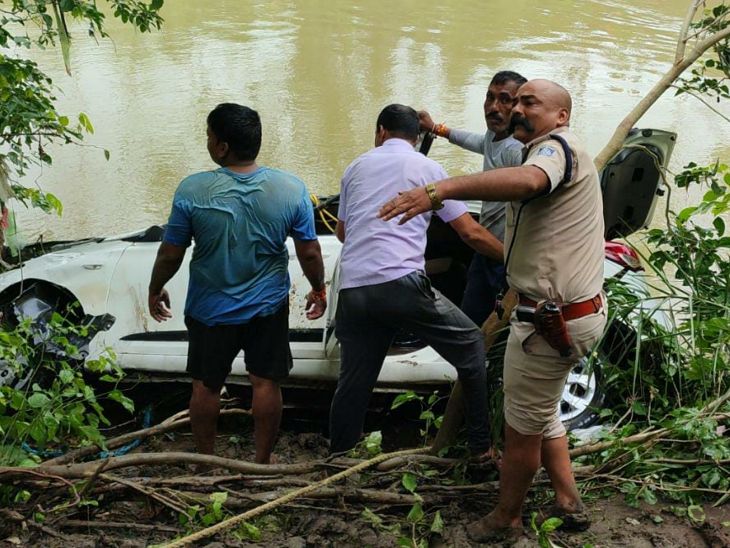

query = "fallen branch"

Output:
[[376, 454, 460, 472], [569, 395, 730, 458], [100, 473, 189, 515], [43, 408, 251, 466], [1, 452, 319, 481], [157, 446, 430, 548], [192, 486, 425, 506], [58, 519, 181, 533], [0, 508, 71, 540]]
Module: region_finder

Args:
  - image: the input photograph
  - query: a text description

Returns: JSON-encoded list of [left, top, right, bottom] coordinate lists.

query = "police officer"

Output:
[[379, 79, 607, 541]]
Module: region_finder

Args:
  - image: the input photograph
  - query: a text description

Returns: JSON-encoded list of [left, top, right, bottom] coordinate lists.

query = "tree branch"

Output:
[[594, 24, 730, 171], [676, 0, 705, 62]]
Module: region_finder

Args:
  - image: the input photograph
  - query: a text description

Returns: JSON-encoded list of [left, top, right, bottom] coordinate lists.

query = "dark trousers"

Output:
[[329, 271, 490, 454], [461, 254, 507, 327]]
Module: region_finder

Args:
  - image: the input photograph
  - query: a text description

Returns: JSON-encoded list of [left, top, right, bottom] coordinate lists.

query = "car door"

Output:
[[106, 238, 192, 374]]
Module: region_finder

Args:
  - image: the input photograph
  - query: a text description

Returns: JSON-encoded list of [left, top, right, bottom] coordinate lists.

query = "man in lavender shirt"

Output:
[[329, 104, 504, 454]]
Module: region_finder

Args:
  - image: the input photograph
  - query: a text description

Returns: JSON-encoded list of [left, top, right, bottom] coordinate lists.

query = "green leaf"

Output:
[[209, 491, 227, 505], [361, 507, 383, 527], [27, 393, 50, 408], [632, 401, 647, 416], [108, 390, 135, 413], [430, 510, 444, 533], [364, 431, 382, 456], [541, 517, 563, 533], [407, 502, 424, 523], [237, 521, 261, 541], [688, 505, 706, 524], [58, 369, 74, 384], [401, 472, 417, 493], [419, 410, 435, 421], [78, 112, 94, 134], [391, 391, 420, 409], [677, 206, 698, 223], [713, 216, 725, 236]]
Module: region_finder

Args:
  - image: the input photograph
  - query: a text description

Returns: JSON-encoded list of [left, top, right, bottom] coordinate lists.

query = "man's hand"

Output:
[[378, 186, 433, 224], [418, 110, 435, 132], [304, 288, 327, 320], [149, 288, 173, 322]]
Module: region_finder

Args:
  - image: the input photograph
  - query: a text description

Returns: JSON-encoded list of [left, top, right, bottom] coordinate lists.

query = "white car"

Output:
[[0, 129, 676, 430]]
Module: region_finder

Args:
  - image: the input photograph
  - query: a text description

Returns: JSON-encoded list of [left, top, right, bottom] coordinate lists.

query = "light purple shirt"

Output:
[[337, 138, 467, 289]]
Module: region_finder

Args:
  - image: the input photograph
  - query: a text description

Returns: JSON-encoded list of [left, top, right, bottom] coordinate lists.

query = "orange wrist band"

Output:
[[432, 122, 448, 138], [310, 287, 327, 300]]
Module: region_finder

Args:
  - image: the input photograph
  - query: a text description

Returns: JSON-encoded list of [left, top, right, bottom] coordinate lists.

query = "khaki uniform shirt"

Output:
[[504, 127, 604, 303]]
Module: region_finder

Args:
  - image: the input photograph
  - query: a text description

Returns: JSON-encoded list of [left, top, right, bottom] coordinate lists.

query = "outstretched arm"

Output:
[[448, 213, 503, 262], [148, 241, 186, 322], [379, 166, 549, 224], [294, 239, 327, 320]]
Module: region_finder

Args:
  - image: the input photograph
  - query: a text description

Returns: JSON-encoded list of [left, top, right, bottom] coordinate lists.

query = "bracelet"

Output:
[[424, 183, 444, 211], [431, 122, 448, 138], [309, 287, 327, 301]]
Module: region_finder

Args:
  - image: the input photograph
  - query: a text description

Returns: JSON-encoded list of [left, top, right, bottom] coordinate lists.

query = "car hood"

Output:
[[0, 239, 132, 316]]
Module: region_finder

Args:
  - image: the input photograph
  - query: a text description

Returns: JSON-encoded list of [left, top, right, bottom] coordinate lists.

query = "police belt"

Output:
[[518, 294, 603, 321]]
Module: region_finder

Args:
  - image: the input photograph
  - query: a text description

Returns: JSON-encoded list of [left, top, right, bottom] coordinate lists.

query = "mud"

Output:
[[2, 397, 729, 547]]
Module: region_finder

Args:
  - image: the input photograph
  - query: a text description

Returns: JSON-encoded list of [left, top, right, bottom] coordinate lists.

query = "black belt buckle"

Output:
[[515, 304, 536, 323]]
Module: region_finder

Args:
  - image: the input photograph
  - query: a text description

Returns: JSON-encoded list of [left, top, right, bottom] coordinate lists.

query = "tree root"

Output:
[[157, 446, 430, 548], [43, 408, 251, 466]]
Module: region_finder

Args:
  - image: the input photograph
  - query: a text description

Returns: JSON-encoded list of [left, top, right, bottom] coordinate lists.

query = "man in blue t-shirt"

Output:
[[148, 103, 326, 464]]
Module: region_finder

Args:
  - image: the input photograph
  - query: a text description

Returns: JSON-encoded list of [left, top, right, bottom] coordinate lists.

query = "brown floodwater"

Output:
[[10, 0, 730, 241]]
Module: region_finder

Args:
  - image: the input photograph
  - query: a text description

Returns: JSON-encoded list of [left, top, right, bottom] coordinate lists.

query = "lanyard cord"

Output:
[[504, 133, 573, 275]]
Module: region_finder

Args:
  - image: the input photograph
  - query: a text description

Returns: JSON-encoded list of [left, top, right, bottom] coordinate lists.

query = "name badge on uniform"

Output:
[[537, 147, 557, 157]]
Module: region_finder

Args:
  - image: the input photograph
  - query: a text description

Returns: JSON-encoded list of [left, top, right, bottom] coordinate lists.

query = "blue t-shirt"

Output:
[[163, 167, 317, 325]]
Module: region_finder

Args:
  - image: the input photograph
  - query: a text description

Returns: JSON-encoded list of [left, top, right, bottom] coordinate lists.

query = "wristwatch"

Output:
[[425, 183, 444, 210]]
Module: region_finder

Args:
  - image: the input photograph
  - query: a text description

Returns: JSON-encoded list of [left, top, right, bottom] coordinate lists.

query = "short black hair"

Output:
[[490, 71, 527, 87], [376, 104, 419, 141], [207, 103, 262, 162]]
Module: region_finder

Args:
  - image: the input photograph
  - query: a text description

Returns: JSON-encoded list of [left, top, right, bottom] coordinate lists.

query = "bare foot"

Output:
[[470, 447, 503, 470], [255, 453, 278, 465], [466, 511, 524, 543]]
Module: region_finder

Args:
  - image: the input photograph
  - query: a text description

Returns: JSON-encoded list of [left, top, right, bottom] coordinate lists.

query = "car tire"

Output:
[[560, 354, 606, 431]]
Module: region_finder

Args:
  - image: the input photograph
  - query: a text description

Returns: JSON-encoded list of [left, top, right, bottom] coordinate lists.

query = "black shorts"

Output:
[[185, 301, 292, 390]]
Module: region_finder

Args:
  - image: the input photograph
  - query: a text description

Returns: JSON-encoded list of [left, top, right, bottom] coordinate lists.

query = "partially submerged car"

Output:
[[0, 128, 676, 430]]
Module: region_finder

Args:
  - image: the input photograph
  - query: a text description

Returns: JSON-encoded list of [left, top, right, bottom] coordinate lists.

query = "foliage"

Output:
[[364, 471, 443, 548], [0, 307, 133, 466], [582, 162, 730, 507], [0, 0, 164, 243], [677, 3, 730, 100], [179, 491, 230, 530], [530, 512, 564, 548], [391, 389, 446, 442]]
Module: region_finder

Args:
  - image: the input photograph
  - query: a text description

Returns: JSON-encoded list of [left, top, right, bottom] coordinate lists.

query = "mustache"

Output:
[[486, 113, 503, 122], [509, 114, 534, 133]]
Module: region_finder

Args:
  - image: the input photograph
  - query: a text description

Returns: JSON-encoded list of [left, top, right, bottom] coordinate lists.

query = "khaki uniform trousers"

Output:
[[503, 293, 607, 439]]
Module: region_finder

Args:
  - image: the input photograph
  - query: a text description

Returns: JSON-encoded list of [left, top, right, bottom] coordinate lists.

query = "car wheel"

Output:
[[0, 282, 114, 390], [559, 354, 606, 431]]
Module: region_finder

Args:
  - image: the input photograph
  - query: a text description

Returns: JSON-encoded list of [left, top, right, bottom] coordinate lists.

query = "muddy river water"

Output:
[[12, 0, 730, 241]]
